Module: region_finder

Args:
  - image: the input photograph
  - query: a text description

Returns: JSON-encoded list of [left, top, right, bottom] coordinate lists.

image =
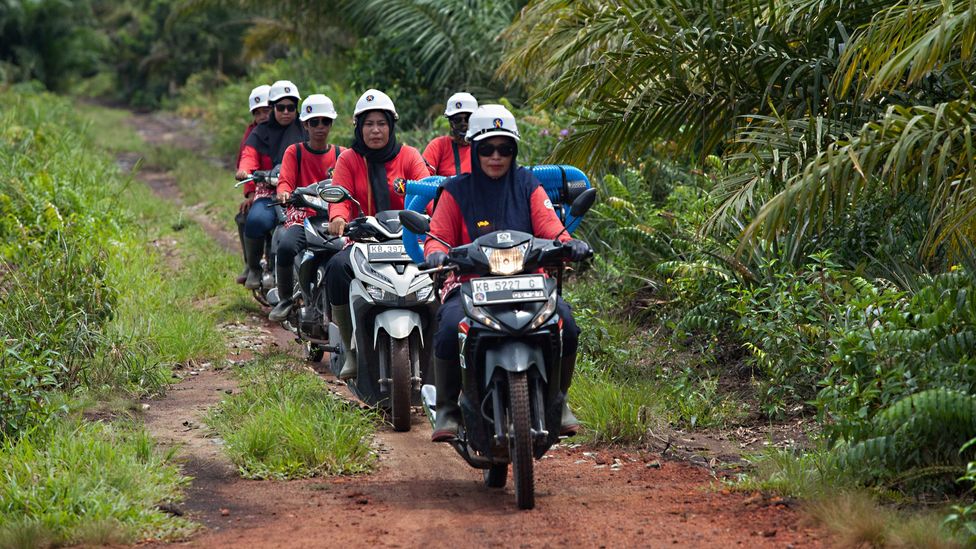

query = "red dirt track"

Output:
[[128, 112, 824, 548]]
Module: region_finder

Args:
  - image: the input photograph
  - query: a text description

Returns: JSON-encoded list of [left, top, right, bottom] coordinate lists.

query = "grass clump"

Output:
[[0, 419, 195, 548], [209, 353, 377, 479]]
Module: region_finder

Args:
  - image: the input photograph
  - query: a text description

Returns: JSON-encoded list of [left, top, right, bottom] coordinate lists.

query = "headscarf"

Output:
[[245, 103, 306, 166], [446, 137, 536, 238], [351, 110, 401, 212]]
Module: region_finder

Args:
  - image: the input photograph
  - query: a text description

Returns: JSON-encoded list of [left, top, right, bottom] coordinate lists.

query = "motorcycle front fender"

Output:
[[483, 341, 547, 388], [373, 309, 422, 346]]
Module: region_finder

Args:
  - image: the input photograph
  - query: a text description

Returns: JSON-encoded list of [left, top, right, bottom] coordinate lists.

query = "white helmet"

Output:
[[353, 89, 398, 120], [248, 85, 271, 112], [268, 80, 301, 103], [300, 94, 338, 121], [465, 104, 521, 142], [444, 92, 478, 117]]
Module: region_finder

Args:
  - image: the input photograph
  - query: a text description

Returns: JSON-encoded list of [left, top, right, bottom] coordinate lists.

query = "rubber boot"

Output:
[[431, 357, 462, 442], [243, 237, 265, 290], [268, 263, 294, 321], [559, 354, 580, 436], [235, 212, 248, 284], [332, 304, 358, 380]]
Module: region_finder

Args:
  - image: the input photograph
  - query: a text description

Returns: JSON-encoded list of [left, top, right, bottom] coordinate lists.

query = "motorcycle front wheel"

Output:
[[508, 371, 535, 509], [384, 334, 412, 432]]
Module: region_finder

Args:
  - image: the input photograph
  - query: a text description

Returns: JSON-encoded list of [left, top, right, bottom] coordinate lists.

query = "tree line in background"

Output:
[[4, 0, 976, 538]]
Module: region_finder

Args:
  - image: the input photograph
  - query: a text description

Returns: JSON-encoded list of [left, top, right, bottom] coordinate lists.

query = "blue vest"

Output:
[[442, 166, 538, 241]]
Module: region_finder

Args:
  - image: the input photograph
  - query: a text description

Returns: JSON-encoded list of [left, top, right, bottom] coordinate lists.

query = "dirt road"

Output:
[[126, 112, 824, 548]]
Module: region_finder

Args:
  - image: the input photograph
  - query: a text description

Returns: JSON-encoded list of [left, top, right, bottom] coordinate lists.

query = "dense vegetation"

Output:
[[3, 0, 975, 544]]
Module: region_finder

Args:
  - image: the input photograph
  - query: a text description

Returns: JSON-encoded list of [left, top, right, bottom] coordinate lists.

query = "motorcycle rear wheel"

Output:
[[509, 371, 535, 509], [484, 464, 507, 488], [388, 335, 412, 432]]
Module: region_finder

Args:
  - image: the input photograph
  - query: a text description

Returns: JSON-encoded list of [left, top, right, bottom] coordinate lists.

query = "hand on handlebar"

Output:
[[329, 217, 346, 236], [564, 239, 592, 261], [235, 169, 249, 181], [420, 251, 448, 270], [277, 191, 291, 203]]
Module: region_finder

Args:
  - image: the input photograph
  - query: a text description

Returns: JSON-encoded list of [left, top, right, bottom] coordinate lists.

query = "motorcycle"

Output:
[[266, 181, 345, 363], [318, 185, 437, 431], [398, 187, 597, 510], [236, 168, 284, 306]]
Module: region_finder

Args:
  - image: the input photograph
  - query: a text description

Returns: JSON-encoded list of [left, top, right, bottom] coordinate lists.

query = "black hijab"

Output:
[[351, 110, 401, 212], [445, 137, 536, 238], [245, 102, 306, 166]]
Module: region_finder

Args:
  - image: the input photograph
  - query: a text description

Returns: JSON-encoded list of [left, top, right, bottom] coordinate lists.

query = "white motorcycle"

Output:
[[319, 185, 437, 431]]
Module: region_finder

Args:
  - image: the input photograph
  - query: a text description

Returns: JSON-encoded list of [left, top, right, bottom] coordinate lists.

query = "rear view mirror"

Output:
[[569, 188, 598, 218], [319, 185, 351, 203], [399, 210, 431, 235]]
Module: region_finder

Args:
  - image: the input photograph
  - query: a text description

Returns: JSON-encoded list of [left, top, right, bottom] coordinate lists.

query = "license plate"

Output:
[[367, 243, 410, 262], [471, 275, 547, 305]]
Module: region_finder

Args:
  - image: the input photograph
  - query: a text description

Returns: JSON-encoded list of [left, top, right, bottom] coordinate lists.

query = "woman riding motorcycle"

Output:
[[325, 89, 430, 380], [237, 80, 306, 290], [234, 84, 271, 285], [422, 92, 478, 176], [268, 94, 344, 321], [421, 104, 590, 442]]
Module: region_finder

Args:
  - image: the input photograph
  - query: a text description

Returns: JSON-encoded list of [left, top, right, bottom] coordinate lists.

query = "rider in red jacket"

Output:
[[422, 92, 478, 177], [324, 89, 430, 380], [234, 85, 271, 284], [267, 94, 344, 321], [422, 105, 590, 443]]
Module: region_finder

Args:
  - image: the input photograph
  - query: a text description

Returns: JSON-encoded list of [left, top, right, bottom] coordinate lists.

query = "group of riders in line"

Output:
[[232, 81, 590, 443]]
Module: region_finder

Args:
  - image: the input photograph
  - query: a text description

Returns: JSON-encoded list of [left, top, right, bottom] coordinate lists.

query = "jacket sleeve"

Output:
[[424, 190, 462, 257], [239, 144, 262, 196], [530, 186, 571, 242], [277, 145, 299, 195], [406, 146, 433, 181], [329, 152, 356, 222], [422, 139, 440, 176]]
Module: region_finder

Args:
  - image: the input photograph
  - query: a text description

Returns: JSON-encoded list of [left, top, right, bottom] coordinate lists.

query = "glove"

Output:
[[421, 251, 448, 270], [565, 239, 591, 261]]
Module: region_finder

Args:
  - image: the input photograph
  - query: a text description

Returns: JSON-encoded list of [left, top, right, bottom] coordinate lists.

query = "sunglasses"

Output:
[[305, 118, 332, 128], [449, 114, 470, 125], [477, 143, 516, 158], [275, 103, 297, 113]]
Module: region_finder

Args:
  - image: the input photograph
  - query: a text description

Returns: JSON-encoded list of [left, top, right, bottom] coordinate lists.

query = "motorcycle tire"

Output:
[[509, 371, 535, 509], [484, 464, 507, 488], [388, 335, 412, 432]]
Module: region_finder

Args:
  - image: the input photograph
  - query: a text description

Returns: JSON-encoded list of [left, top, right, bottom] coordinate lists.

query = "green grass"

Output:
[[208, 353, 378, 479], [0, 419, 195, 548]]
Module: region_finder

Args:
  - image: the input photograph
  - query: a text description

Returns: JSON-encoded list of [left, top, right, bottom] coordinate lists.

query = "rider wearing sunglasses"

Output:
[[423, 92, 478, 176], [268, 95, 344, 321], [421, 104, 591, 442], [237, 80, 306, 290]]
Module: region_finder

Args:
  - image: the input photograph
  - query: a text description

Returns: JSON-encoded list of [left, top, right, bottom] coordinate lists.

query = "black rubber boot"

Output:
[[243, 237, 265, 290], [332, 305, 357, 380], [235, 213, 248, 284], [268, 263, 294, 321], [559, 354, 580, 436], [431, 357, 462, 442]]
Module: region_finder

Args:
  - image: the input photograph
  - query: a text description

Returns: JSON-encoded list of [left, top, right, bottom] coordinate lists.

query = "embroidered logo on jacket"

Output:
[[393, 178, 406, 195]]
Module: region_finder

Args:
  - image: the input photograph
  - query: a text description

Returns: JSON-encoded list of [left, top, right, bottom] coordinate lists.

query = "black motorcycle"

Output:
[[236, 168, 284, 306], [398, 188, 596, 510], [266, 181, 345, 362]]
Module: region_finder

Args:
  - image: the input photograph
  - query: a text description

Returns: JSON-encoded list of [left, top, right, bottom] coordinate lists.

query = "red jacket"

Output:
[[237, 144, 272, 198], [236, 122, 257, 168], [423, 135, 471, 176], [278, 143, 343, 227], [329, 145, 430, 221]]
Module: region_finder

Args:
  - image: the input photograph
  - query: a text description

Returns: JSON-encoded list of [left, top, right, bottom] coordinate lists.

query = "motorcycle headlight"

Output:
[[463, 293, 499, 329], [354, 247, 392, 285], [529, 293, 558, 330], [365, 283, 389, 301], [482, 243, 528, 276], [414, 285, 434, 302]]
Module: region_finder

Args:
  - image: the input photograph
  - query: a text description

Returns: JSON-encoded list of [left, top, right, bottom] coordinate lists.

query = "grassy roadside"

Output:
[[77, 101, 379, 482], [0, 90, 233, 546]]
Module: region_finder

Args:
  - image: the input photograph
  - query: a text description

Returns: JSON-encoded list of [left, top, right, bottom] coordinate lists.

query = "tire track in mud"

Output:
[[125, 112, 824, 548]]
